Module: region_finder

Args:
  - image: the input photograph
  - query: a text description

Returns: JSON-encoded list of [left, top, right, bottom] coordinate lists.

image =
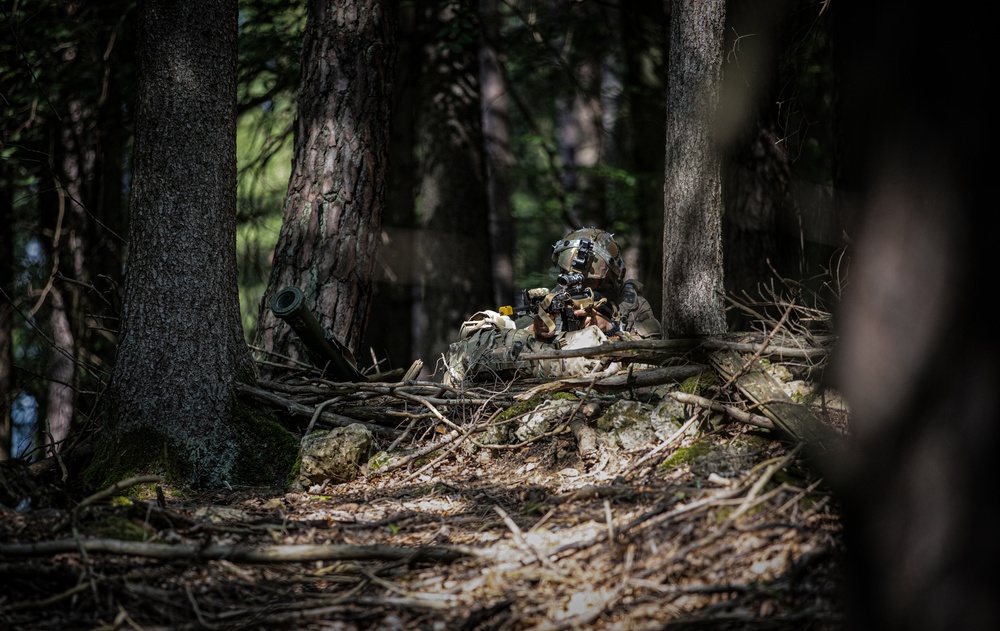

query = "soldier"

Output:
[[444, 227, 661, 383]]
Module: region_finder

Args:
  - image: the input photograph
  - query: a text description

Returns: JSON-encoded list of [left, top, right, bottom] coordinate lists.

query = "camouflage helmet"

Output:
[[551, 227, 626, 297]]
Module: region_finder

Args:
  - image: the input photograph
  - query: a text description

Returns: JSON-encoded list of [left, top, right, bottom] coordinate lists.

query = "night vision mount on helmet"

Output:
[[551, 227, 626, 300]]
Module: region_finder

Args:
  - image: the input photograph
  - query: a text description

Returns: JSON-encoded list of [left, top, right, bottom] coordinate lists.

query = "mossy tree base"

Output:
[[85, 398, 299, 492]]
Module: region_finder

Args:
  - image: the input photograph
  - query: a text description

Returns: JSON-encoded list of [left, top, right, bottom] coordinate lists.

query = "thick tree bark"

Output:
[[255, 0, 397, 368], [104, 0, 253, 487], [661, 0, 728, 336]]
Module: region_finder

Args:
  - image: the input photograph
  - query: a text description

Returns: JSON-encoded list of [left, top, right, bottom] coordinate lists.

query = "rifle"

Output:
[[499, 272, 614, 335], [269, 286, 368, 382]]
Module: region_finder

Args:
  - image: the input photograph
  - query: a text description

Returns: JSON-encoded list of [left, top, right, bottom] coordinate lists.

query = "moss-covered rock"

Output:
[[514, 398, 577, 442], [481, 394, 556, 446], [659, 434, 772, 477], [293, 424, 374, 489]]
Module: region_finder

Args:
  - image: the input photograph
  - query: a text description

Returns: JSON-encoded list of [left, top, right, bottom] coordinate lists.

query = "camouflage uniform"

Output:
[[444, 228, 662, 383]]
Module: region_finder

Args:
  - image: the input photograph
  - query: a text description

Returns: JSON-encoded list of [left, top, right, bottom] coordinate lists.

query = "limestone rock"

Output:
[[295, 424, 375, 489]]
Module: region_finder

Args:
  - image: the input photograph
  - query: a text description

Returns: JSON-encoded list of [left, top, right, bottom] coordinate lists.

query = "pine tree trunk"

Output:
[[104, 0, 253, 488], [255, 0, 397, 368], [661, 0, 728, 337]]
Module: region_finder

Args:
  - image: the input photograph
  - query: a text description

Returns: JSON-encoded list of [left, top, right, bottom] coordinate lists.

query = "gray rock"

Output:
[[596, 400, 657, 450], [295, 424, 375, 489]]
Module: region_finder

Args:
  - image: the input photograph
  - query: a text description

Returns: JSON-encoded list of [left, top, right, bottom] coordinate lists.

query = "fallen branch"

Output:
[[237, 383, 401, 440], [76, 475, 164, 511], [668, 391, 775, 430], [517, 334, 830, 363], [709, 349, 843, 450], [515, 364, 707, 400], [0, 540, 477, 564]]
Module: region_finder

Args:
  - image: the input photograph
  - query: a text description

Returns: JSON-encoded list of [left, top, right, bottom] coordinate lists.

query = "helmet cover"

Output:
[[551, 227, 626, 297]]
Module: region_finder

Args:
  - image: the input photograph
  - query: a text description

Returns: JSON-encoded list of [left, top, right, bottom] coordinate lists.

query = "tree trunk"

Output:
[[478, 0, 516, 308], [364, 1, 418, 373], [620, 0, 668, 319], [104, 0, 254, 488], [413, 0, 494, 371], [0, 186, 13, 460], [661, 0, 728, 336], [41, 101, 94, 455], [254, 0, 397, 368], [550, 1, 606, 230], [831, 1, 999, 629], [42, 287, 74, 455]]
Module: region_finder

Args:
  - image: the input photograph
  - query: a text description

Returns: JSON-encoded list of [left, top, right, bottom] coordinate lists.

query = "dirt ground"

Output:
[[0, 363, 848, 631]]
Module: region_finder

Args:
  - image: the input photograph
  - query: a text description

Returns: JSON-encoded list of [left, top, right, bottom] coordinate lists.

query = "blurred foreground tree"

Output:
[[831, 1, 999, 629]]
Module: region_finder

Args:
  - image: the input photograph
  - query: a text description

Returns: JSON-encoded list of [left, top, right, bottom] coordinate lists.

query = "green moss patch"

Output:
[[659, 440, 715, 471], [679, 372, 717, 396], [84, 515, 150, 541], [84, 425, 190, 493]]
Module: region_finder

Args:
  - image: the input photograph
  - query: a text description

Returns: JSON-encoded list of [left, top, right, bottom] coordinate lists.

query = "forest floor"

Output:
[[0, 339, 849, 631]]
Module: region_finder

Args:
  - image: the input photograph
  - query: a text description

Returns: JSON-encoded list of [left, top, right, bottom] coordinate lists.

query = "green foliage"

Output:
[[435, 1, 480, 55], [238, 0, 306, 112], [234, 0, 304, 340]]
